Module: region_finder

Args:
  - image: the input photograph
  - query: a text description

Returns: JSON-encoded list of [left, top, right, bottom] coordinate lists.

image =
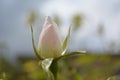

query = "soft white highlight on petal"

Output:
[[38, 16, 62, 58]]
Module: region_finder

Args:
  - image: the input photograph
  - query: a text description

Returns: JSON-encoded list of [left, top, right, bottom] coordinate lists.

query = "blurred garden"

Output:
[[1, 54, 120, 80]]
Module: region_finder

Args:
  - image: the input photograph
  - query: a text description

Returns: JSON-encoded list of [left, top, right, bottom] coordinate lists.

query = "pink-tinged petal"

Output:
[[38, 16, 62, 58]]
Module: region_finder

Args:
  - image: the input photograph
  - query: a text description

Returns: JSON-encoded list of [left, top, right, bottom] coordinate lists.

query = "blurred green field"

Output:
[[0, 54, 120, 80]]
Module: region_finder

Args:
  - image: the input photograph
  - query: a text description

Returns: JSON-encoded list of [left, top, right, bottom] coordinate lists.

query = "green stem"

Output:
[[49, 59, 58, 80]]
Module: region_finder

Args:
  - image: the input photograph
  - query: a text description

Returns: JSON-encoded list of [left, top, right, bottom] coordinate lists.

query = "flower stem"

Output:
[[49, 59, 58, 80]]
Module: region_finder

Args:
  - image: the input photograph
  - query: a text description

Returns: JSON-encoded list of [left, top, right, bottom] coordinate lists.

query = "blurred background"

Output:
[[0, 0, 120, 80]]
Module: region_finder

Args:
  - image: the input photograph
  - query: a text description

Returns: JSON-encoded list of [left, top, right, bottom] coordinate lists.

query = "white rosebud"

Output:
[[38, 16, 62, 58]]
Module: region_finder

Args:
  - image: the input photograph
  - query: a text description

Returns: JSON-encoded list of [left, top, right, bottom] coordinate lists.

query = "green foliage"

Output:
[[27, 11, 38, 26], [2, 72, 7, 80], [53, 15, 61, 26], [72, 14, 83, 30], [107, 76, 116, 80], [1, 55, 120, 80]]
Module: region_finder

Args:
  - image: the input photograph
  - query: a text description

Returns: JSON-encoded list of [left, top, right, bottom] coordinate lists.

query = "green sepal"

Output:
[[62, 25, 71, 55], [57, 51, 86, 60], [30, 25, 43, 60]]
